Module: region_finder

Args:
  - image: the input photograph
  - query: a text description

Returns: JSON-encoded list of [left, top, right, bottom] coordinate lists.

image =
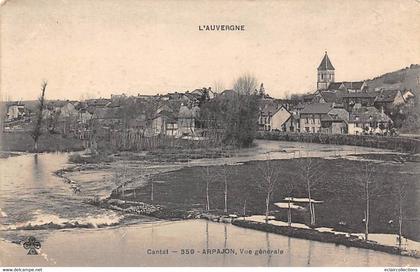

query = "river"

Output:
[[0, 140, 419, 266]]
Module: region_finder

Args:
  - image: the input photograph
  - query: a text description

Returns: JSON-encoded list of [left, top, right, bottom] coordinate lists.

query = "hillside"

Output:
[[366, 64, 420, 95]]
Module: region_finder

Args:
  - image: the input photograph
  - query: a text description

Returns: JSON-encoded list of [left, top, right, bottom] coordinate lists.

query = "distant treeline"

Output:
[[257, 131, 420, 154], [92, 128, 225, 153]]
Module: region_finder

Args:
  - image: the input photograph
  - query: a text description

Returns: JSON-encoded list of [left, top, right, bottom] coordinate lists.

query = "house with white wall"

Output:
[[347, 106, 392, 135]]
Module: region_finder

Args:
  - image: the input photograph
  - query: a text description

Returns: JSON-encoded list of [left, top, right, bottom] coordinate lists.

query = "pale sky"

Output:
[[1, 0, 419, 100]]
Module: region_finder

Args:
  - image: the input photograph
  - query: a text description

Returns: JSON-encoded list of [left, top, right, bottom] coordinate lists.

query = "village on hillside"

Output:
[[3, 52, 418, 147]]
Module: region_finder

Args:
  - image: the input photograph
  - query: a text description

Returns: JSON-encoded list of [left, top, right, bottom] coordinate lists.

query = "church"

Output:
[[317, 51, 336, 90], [316, 51, 367, 93]]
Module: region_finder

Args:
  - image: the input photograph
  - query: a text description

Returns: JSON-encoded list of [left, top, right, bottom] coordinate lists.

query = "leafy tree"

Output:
[[223, 74, 260, 147], [199, 74, 260, 148]]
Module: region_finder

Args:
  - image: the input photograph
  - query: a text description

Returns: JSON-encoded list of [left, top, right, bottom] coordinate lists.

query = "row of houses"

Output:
[[257, 98, 402, 135], [3, 52, 416, 139], [257, 52, 416, 136], [3, 88, 212, 139]]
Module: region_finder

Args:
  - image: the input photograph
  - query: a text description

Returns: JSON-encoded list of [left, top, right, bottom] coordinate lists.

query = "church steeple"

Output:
[[317, 51, 335, 90]]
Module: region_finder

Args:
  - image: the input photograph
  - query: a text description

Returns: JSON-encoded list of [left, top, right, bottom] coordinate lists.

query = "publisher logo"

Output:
[[23, 236, 41, 255]]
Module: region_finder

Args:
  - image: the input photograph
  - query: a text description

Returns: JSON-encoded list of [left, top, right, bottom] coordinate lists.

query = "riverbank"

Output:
[[257, 131, 420, 153], [232, 219, 420, 259], [0, 131, 85, 152]]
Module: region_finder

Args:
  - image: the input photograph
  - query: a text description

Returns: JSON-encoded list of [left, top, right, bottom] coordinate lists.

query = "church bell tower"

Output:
[[317, 51, 335, 90]]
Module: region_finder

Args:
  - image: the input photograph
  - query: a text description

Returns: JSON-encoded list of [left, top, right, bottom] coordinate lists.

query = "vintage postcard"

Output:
[[0, 0, 419, 270]]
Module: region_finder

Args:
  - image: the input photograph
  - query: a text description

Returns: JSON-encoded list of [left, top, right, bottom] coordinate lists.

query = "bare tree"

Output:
[[284, 179, 296, 227], [212, 80, 225, 95], [233, 73, 258, 95], [200, 166, 215, 211], [220, 163, 230, 214], [31, 81, 47, 152], [355, 161, 377, 241], [296, 157, 323, 226], [394, 177, 408, 249], [114, 163, 129, 199], [256, 157, 280, 222]]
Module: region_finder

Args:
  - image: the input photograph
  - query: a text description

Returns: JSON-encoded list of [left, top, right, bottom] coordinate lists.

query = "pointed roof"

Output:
[[317, 51, 335, 71]]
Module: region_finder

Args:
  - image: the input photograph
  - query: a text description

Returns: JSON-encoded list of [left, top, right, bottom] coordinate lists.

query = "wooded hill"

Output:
[[366, 64, 420, 95]]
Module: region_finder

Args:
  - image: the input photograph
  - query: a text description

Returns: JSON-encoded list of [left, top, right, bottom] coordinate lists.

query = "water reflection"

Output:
[[266, 232, 271, 266], [2, 220, 418, 266], [287, 237, 291, 266], [32, 154, 45, 183], [307, 240, 313, 266]]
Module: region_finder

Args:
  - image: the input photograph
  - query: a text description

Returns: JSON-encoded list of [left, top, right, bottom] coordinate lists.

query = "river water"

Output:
[[0, 140, 419, 266]]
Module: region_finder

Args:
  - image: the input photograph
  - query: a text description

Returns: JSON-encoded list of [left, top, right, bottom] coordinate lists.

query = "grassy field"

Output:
[[0, 132, 85, 152], [124, 157, 419, 241]]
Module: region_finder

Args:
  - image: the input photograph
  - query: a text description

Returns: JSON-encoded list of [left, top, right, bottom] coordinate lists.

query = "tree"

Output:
[[114, 163, 129, 199], [256, 157, 280, 222], [200, 166, 215, 211], [355, 161, 377, 241], [296, 157, 323, 226], [391, 166, 409, 249], [212, 80, 225, 95], [284, 178, 296, 227], [31, 81, 47, 152], [220, 163, 230, 214], [47, 108, 61, 134], [395, 179, 407, 249], [223, 74, 260, 147]]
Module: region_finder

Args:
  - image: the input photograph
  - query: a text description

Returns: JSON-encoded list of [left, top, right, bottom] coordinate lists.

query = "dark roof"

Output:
[[344, 81, 365, 90], [317, 52, 335, 71], [294, 103, 305, 110], [300, 103, 332, 114], [341, 92, 376, 98], [327, 82, 343, 90], [259, 100, 280, 115], [86, 98, 110, 107], [303, 94, 315, 102], [319, 91, 341, 103], [374, 89, 400, 103], [93, 107, 124, 119], [327, 81, 366, 91], [349, 107, 392, 123], [157, 109, 177, 121]]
